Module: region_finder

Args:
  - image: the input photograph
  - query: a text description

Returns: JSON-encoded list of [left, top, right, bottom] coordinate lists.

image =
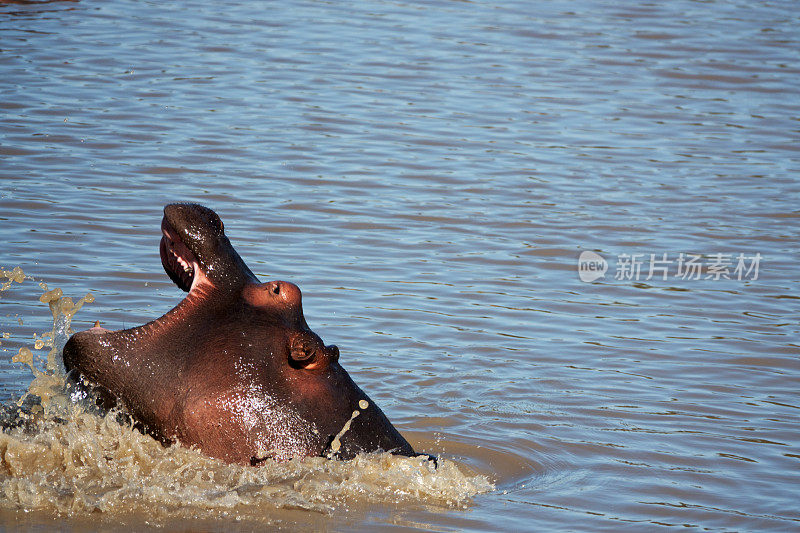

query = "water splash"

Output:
[[2, 267, 93, 416], [0, 268, 493, 523]]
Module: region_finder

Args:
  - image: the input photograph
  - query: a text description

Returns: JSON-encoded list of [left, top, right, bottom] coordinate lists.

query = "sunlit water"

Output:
[[1, 0, 799, 531]]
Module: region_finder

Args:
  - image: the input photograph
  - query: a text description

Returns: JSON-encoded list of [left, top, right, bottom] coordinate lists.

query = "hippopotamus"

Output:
[[62, 203, 420, 465]]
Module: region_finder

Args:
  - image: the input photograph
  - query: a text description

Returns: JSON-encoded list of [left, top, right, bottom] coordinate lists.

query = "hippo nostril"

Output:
[[271, 282, 280, 295]]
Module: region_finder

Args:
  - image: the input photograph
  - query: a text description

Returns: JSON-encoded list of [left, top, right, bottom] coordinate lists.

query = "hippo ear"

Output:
[[289, 335, 338, 370], [289, 336, 316, 366]]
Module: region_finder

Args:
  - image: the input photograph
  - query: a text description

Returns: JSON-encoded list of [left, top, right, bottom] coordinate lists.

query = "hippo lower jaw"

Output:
[[160, 218, 205, 293], [63, 203, 422, 465]]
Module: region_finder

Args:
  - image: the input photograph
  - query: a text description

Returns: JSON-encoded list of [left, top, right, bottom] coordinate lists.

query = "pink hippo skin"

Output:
[[63, 204, 420, 465]]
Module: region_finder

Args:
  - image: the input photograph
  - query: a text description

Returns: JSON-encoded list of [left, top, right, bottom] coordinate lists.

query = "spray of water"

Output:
[[0, 267, 493, 524]]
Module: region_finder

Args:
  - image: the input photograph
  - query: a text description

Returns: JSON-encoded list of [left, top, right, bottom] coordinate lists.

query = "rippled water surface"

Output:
[[1, 0, 799, 530]]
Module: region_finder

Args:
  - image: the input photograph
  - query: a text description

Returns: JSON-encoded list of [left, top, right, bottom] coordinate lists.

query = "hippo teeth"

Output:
[[171, 249, 194, 277]]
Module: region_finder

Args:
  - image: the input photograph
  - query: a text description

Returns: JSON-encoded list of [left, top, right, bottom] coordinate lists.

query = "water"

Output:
[[1, 0, 799, 530]]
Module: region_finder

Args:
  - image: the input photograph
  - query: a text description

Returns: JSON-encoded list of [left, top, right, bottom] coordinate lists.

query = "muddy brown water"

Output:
[[1, 0, 799, 531]]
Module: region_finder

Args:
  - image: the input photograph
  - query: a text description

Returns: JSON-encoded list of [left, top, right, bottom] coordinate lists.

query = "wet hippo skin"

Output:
[[63, 203, 420, 465]]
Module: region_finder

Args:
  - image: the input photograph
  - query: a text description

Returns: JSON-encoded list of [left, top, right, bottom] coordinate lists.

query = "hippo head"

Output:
[[63, 203, 419, 464]]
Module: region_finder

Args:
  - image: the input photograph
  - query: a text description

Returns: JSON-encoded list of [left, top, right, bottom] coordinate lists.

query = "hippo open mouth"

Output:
[[157, 204, 230, 295], [63, 203, 420, 465], [160, 219, 199, 292]]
